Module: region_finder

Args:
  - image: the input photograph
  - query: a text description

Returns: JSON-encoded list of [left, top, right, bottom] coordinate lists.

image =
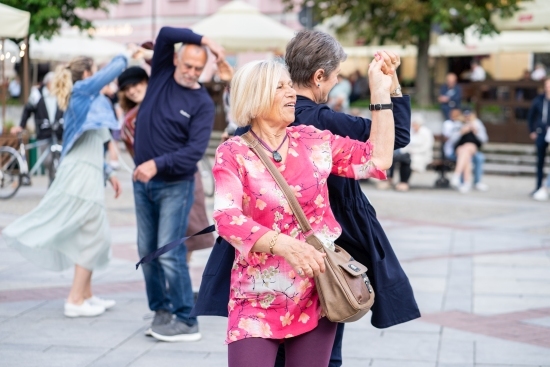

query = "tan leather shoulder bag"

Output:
[[242, 131, 375, 323]]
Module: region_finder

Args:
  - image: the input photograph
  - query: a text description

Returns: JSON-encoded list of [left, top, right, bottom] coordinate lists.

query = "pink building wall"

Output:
[[80, 0, 302, 44]]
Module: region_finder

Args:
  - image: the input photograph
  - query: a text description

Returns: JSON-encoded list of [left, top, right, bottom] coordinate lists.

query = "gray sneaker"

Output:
[[145, 309, 173, 337], [151, 319, 201, 342]]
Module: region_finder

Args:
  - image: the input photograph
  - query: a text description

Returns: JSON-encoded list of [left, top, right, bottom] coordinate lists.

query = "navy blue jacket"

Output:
[[192, 96, 421, 328], [134, 27, 215, 182], [527, 94, 550, 134]]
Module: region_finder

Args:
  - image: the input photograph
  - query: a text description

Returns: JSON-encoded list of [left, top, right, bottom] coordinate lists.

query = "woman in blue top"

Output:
[[3, 54, 128, 318]]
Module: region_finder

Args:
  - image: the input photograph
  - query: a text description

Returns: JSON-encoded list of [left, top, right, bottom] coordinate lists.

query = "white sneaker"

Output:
[[450, 174, 461, 189], [459, 182, 472, 194], [86, 296, 116, 310], [64, 300, 105, 318], [533, 187, 549, 201], [475, 182, 489, 191], [109, 160, 120, 170]]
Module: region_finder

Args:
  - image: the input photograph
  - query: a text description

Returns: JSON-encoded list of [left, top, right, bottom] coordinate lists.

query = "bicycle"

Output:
[[0, 119, 63, 199]]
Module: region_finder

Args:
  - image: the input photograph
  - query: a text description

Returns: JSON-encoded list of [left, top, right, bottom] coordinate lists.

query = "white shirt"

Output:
[[470, 65, 486, 82], [42, 87, 58, 124]]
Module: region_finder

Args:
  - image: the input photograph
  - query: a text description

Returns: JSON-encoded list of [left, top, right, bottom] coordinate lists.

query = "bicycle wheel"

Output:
[[48, 150, 61, 186], [0, 147, 23, 199], [198, 156, 214, 197]]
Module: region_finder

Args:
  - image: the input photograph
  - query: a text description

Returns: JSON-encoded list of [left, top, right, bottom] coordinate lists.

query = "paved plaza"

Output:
[[1, 153, 550, 367]]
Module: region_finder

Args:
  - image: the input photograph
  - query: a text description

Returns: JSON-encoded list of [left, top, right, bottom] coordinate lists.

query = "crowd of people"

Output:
[[2, 24, 550, 367]]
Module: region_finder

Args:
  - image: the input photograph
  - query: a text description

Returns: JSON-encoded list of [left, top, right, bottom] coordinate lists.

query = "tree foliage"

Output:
[[2, 0, 118, 39], [284, 0, 525, 105], [285, 0, 523, 44]]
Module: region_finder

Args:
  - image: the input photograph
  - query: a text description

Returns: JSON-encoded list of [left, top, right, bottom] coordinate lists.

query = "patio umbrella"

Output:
[[0, 3, 30, 39], [192, 0, 296, 53], [30, 29, 126, 64], [0, 3, 30, 126]]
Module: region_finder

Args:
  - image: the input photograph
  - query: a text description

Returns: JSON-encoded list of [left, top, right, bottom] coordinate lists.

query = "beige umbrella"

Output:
[[0, 3, 30, 126], [192, 0, 296, 53], [0, 3, 30, 39], [492, 0, 550, 31]]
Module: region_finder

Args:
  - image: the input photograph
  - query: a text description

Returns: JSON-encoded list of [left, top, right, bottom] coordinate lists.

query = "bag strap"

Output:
[[135, 224, 216, 269], [241, 131, 323, 251]]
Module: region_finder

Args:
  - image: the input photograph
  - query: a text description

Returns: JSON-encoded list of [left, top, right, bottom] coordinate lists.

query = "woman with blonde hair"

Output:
[[213, 56, 394, 367], [3, 53, 129, 318]]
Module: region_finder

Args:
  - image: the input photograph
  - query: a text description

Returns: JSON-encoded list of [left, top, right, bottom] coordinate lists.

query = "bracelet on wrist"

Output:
[[269, 232, 279, 255]]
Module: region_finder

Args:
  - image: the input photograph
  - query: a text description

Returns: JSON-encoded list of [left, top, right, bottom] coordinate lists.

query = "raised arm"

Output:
[[151, 27, 225, 77], [73, 54, 128, 96]]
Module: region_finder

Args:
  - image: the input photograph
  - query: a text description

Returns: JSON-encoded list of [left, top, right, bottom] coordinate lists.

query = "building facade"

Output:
[[81, 0, 302, 44]]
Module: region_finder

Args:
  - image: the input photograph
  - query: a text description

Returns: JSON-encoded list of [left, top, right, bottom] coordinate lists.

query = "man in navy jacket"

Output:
[[528, 77, 550, 194], [133, 27, 224, 342]]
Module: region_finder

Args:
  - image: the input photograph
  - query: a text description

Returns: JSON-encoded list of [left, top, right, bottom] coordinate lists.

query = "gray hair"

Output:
[[285, 30, 347, 88], [411, 112, 424, 125], [177, 43, 208, 58], [43, 71, 55, 85]]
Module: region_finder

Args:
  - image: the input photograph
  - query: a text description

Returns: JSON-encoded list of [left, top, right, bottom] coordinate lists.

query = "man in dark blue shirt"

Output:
[[438, 72, 462, 120], [528, 77, 550, 195], [132, 26, 224, 342]]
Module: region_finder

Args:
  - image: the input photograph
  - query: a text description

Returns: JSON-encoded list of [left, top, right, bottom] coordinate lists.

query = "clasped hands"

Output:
[[369, 50, 401, 101]]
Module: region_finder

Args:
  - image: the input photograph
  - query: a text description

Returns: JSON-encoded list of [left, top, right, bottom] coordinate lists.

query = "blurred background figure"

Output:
[[528, 77, 550, 199], [8, 76, 21, 99], [531, 63, 547, 81], [11, 72, 64, 171], [438, 73, 462, 120], [386, 113, 434, 192], [328, 74, 351, 112], [443, 109, 488, 193], [349, 70, 369, 103], [469, 60, 486, 82]]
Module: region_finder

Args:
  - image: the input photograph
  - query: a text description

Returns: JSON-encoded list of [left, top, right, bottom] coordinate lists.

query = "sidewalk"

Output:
[[1, 157, 550, 367]]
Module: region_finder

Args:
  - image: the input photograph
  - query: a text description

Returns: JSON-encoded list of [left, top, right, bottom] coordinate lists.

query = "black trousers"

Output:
[[388, 152, 412, 184], [535, 132, 549, 189]]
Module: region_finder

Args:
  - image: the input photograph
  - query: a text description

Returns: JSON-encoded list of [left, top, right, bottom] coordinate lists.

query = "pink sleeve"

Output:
[[327, 132, 387, 180], [212, 142, 271, 262]]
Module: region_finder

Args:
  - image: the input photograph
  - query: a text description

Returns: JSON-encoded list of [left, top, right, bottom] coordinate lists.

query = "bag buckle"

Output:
[[362, 274, 373, 293]]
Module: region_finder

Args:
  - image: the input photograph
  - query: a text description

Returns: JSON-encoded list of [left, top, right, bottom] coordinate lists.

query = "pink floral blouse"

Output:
[[212, 125, 386, 344]]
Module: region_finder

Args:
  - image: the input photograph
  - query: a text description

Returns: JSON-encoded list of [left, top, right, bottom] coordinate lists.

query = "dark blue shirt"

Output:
[[134, 27, 215, 182], [528, 94, 550, 133]]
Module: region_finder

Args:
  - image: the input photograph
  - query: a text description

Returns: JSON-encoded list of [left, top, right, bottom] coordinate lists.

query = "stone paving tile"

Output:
[[130, 350, 227, 367], [341, 327, 440, 362], [0, 343, 108, 367]]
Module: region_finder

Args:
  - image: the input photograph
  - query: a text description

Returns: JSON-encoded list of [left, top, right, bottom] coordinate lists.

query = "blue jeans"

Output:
[[133, 179, 197, 326], [447, 151, 485, 184]]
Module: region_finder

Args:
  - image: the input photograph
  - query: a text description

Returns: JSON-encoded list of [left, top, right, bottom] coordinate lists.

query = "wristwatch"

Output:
[[390, 85, 402, 97], [369, 103, 393, 111]]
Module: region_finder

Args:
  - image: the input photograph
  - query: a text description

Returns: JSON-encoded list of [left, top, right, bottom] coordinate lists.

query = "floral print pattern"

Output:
[[213, 125, 386, 343]]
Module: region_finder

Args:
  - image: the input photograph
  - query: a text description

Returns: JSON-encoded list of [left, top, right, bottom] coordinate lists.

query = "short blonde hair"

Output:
[[230, 59, 287, 127]]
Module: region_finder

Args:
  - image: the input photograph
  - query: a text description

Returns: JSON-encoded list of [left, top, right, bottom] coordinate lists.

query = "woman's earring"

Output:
[[317, 83, 320, 87]]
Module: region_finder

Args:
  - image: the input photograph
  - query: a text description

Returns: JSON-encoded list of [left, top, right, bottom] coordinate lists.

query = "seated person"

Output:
[[443, 109, 488, 193], [388, 113, 434, 191]]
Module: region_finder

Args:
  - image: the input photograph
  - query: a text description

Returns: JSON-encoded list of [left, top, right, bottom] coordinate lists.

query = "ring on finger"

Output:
[[297, 268, 303, 276]]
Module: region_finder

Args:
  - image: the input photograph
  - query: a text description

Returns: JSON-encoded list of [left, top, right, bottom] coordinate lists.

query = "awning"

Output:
[[492, 0, 550, 31], [192, 0, 296, 53], [0, 3, 30, 39], [429, 28, 550, 56]]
